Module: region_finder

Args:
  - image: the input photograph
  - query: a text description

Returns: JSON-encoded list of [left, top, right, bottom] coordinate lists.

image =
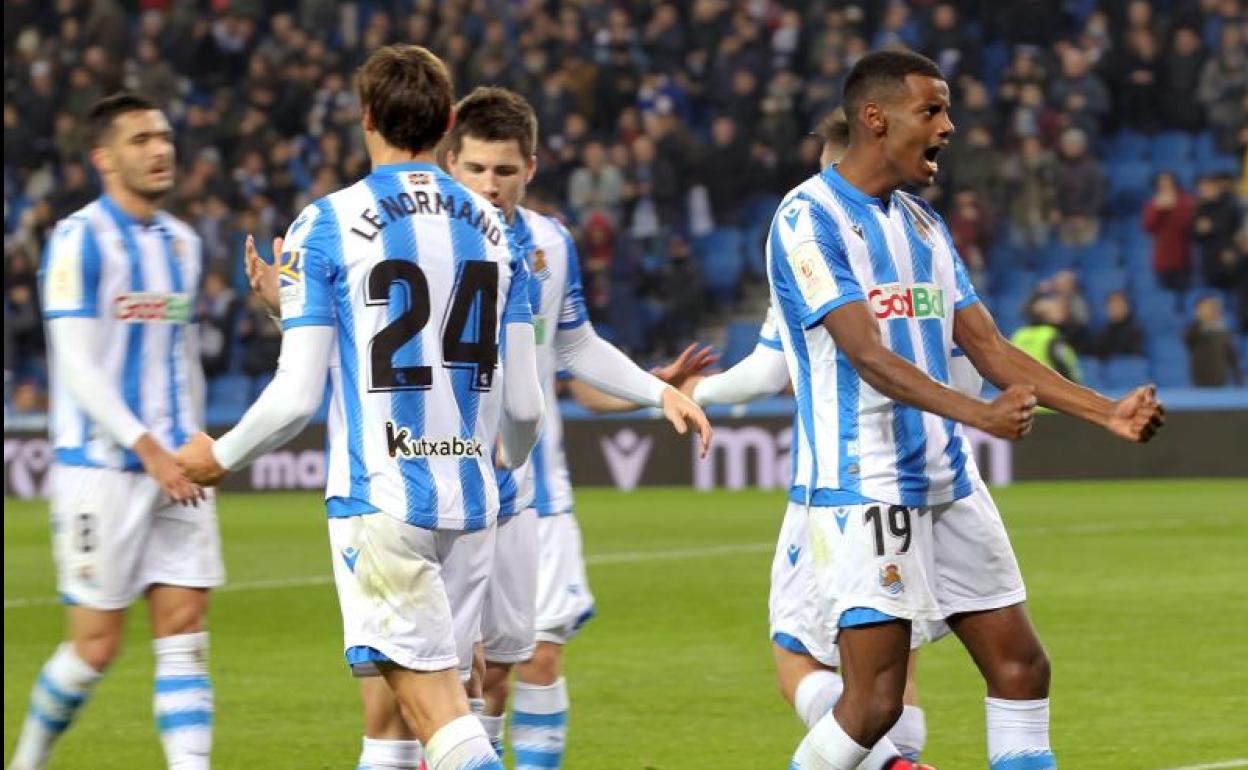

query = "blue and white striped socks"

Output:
[[9, 642, 102, 769], [511, 677, 569, 770], [424, 715, 504, 770], [986, 697, 1057, 770], [153, 632, 213, 770]]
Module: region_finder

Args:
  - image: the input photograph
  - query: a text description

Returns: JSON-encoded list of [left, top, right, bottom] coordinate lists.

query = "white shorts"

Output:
[[804, 482, 1024, 661], [534, 512, 595, 645], [51, 465, 225, 611], [769, 503, 943, 667], [329, 513, 494, 678], [482, 509, 539, 663]]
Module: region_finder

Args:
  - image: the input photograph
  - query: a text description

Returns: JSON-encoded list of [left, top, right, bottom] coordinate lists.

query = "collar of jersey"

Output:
[[372, 161, 442, 175], [99, 194, 158, 228], [820, 165, 891, 211]]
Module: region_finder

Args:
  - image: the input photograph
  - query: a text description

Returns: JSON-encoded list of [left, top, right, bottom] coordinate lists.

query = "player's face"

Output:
[[883, 74, 953, 187], [447, 136, 536, 218], [95, 110, 176, 199]]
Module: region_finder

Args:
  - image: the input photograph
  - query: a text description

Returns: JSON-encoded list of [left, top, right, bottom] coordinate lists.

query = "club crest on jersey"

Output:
[[788, 242, 835, 305], [879, 563, 905, 595], [407, 172, 432, 186], [531, 248, 550, 278], [868, 283, 946, 321], [113, 292, 191, 324]]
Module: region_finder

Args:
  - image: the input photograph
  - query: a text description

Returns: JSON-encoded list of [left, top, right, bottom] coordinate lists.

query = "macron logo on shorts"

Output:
[[787, 544, 801, 566], [384, 422, 485, 460], [341, 547, 360, 572]]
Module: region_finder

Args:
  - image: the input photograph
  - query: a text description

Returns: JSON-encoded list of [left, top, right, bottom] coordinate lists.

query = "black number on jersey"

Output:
[[442, 261, 499, 391], [865, 505, 913, 556], [74, 512, 97, 554], [366, 260, 500, 392]]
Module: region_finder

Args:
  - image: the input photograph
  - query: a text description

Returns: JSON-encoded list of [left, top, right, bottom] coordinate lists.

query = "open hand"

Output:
[[175, 432, 229, 486], [650, 343, 721, 391], [245, 234, 282, 315], [1105, 384, 1165, 443], [660, 386, 713, 458]]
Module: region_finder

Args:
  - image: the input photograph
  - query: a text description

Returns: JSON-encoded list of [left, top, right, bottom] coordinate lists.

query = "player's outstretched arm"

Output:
[[555, 323, 712, 456], [823, 301, 1037, 441], [689, 344, 790, 406], [176, 326, 334, 484], [48, 317, 205, 505], [953, 302, 1165, 443], [567, 343, 720, 413], [498, 321, 545, 468]]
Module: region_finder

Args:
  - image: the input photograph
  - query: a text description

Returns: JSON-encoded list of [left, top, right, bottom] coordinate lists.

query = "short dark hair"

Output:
[[444, 87, 539, 158], [86, 92, 159, 147], [356, 45, 453, 154], [843, 50, 945, 132], [813, 107, 850, 148]]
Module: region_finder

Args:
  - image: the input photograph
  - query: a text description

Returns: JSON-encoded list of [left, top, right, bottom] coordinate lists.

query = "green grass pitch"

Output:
[[5, 480, 1247, 769]]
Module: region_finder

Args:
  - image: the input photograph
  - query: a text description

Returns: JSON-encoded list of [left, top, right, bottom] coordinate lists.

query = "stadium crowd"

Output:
[[4, 0, 1247, 414]]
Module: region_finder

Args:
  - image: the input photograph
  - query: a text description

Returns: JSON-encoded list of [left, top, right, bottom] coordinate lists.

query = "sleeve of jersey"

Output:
[[555, 323, 667, 407], [556, 225, 591, 331], [776, 202, 863, 328], [47, 317, 148, 448], [757, 306, 783, 351], [502, 253, 535, 326], [692, 345, 790, 405], [498, 321, 544, 468], [278, 203, 338, 330], [41, 217, 102, 319], [212, 326, 334, 471]]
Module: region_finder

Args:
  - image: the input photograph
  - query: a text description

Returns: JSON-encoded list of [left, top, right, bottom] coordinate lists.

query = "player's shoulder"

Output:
[[49, 200, 103, 241], [517, 206, 572, 248], [893, 190, 946, 226], [155, 211, 200, 246], [774, 175, 844, 244]]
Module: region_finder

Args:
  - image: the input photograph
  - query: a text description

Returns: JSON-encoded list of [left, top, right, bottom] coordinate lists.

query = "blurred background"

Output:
[[3, 0, 1246, 423]]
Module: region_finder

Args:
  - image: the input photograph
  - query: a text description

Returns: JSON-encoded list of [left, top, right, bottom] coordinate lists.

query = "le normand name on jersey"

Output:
[[385, 421, 486, 460], [349, 188, 503, 247]]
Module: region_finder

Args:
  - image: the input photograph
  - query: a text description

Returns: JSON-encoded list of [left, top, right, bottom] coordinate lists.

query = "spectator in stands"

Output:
[[952, 77, 999, 137], [569, 141, 625, 227], [948, 189, 993, 291], [1194, 172, 1244, 290], [1001, 135, 1058, 248], [1055, 127, 1107, 247], [1049, 270, 1095, 354], [48, 161, 95, 223], [945, 124, 1001, 210], [1143, 171, 1198, 299], [1107, 28, 1164, 133], [1198, 24, 1248, 152], [1094, 291, 1146, 359], [704, 115, 751, 228], [197, 270, 239, 379], [236, 293, 281, 377], [1161, 25, 1209, 132], [1185, 294, 1244, 386], [1049, 46, 1111, 137], [651, 233, 703, 354], [921, 3, 980, 81], [1011, 295, 1083, 383]]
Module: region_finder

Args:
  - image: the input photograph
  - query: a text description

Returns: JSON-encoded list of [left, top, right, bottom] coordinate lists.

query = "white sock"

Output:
[[792, 711, 871, 770], [511, 678, 568, 770], [153, 632, 213, 770], [357, 736, 423, 769], [889, 705, 926, 761], [468, 698, 485, 716], [424, 715, 504, 770], [794, 671, 844, 728], [479, 714, 504, 755], [10, 643, 103, 769], [986, 697, 1057, 770]]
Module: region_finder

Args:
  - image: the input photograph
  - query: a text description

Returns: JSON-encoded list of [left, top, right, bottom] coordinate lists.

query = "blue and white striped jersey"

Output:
[[41, 196, 203, 471], [510, 206, 590, 517], [766, 166, 979, 509], [279, 162, 533, 531]]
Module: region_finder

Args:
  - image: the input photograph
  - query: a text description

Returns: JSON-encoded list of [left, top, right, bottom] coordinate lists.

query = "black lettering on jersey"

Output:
[[435, 192, 455, 216], [398, 192, 417, 214], [363, 209, 384, 229], [379, 196, 405, 222], [457, 200, 474, 222], [413, 191, 432, 215]]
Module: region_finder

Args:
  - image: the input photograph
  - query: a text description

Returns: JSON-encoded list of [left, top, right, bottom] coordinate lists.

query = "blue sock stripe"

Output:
[[155, 675, 211, 694], [991, 749, 1057, 770], [157, 710, 214, 731], [37, 673, 87, 706], [28, 704, 70, 733], [513, 749, 563, 769], [511, 710, 567, 728], [461, 757, 506, 770]]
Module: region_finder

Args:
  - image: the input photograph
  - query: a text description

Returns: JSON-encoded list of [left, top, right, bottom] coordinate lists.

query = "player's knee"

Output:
[[74, 633, 123, 671], [485, 670, 510, 705], [839, 677, 905, 744], [991, 645, 1051, 699], [518, 643, 562, 685]]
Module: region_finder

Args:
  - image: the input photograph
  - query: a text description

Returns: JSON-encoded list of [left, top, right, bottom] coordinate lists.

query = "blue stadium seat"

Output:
[[1192, 131, 1220, 163], [1103, 356, 1150, 389], [723, 321, 762, 368], [995, 268, 1037, 298], [696, 228, 746, 303], [1108, 131, 1151, 162], [251, 372, 275, 400], [207, 374, 253, 415], [1071, 239, 1121, 269], [1148, 334, 1192, 387], [1107, 160, 1153, 214], [1151, 132, 1193, 166], [1079, 356, 1105, 390], [1197, 154, 1241, 178]]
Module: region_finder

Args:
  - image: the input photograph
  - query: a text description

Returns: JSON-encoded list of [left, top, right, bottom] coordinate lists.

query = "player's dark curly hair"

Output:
[[443, 87, 539, 159], [86, 92, 159, 147], [843, 50, 945, 135]]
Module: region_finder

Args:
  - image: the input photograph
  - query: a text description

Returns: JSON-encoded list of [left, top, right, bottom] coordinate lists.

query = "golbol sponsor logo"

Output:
[[113, 292, 192, 323], [385, 423, 485, 459], [868, 283, 945, 321]]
